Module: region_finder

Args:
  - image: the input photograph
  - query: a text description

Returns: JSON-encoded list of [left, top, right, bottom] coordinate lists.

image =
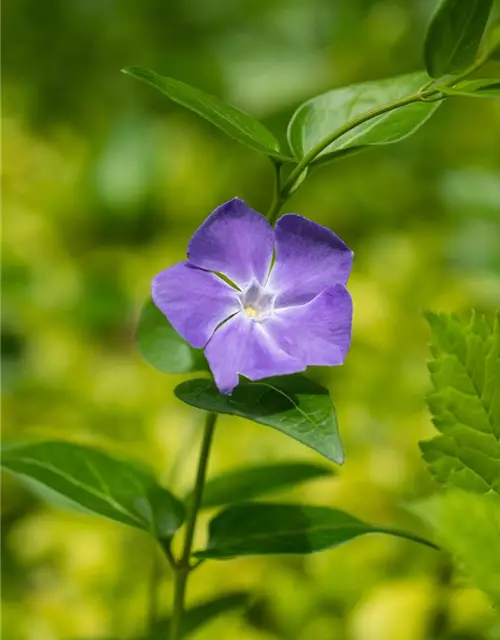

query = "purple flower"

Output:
[[152, 198, 353, 394]]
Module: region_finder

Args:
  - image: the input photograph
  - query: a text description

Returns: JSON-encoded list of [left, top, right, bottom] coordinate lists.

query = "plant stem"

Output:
[[148, 549, 161, 635], [169, 412, 217, 640]]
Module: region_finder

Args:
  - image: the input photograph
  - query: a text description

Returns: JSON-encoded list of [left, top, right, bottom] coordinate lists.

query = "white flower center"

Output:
[[239, 281, 275, 320]]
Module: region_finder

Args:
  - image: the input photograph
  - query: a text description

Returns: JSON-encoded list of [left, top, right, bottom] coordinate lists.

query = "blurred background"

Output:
[[2, 0, 500, 638]]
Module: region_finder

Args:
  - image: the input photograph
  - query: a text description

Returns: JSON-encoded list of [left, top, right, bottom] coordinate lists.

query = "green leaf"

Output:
[[196, 503, 437, 559], [174, 375, 344, 464], [412, 490, 500, 606], [150, 592, 249, 639], [187, 462, 334, 510], [137, 299, 207, 374], [439, 78, 500, 98], [287, 72, 440, 165], [1, 441, 185, 538], [420, 312, 500, 495], [486, 23, 500, 61], [424, 0, 493, 78], [122, 67, 291, 161]]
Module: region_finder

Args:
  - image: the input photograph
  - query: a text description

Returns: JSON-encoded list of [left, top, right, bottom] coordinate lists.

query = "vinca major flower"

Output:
[[153, 198, 353, 394]]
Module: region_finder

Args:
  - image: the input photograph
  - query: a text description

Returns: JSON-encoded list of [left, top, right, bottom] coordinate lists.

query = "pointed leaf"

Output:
[[175, 375, 344, 464], [187, 462, 334, 510], [123, 67, 291, 160], [287, 72, 440, 164], [1, 441, 185, 538], [412, 491, 500, 607], [137, 299, 208, 374], [196, 503, 437, 559], [424, 0, 493, 78], [420, 312, 500, 495], [150, 592, 249, 639], [439, 78, 500, 99]]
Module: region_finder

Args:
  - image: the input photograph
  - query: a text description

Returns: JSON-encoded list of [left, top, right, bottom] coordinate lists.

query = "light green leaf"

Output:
[[149, 592, 249, 639], [175, 375, 344, 464], [188, 462, 334, 510], [1, 441, 185, 538], [424, 0, 493, 78], [196, 503, 437, 559], [122, 67, 291, 161], [287, 72, 440, 164], [420, 312, 500, 495], [412, 490, 500, 606], [137, 299, 207, 374], [439, 78, 500, 98]]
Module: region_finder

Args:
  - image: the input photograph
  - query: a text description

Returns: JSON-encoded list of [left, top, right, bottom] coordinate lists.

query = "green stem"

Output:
[[169, 412, 217, 640], [148, 549, 161, 635]]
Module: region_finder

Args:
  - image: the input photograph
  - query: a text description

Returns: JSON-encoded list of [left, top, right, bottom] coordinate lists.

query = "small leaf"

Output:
[[149, 592, 249, 639], [420, 312, 500, 495], [137, 299, 207, 374], [288, 72, 440, 164], [439, 78, 500, 98], [1, 441, 185, 538], [412, 490, 500, 607], [196, 503, 437, 559], [175, 375, 344, 464], [424, 0, 494, 78], [187, 462, 334, 510], [123, 67, 291, 161]]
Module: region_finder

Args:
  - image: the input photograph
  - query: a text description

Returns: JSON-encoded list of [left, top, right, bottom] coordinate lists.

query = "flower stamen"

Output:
[[244, 306, 259, 318]]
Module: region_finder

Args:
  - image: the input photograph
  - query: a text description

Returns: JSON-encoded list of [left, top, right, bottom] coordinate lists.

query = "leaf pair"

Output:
[[124, 67, 442, 171], [2, 440, 436, 561]]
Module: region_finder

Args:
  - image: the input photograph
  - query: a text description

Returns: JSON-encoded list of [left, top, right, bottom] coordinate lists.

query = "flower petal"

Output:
[[187, 198, 274, 289], [205, 312, 305, 394], [268, 214, 353, 307], [264, 284, 353, 366], [152, 261, 240, 349]]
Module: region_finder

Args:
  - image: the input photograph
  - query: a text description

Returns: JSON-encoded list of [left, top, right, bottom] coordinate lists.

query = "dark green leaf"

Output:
[[175, 375, 344, 464], [439, 78, 500, 98], [188, 462, 334, 509], [122, 67, 291, 160], [287, 72, 440, 164], [196, 503, 437, 559], [420, 312, 500, 495], [137, 299, 207, 374], [1, 441, 185, 538], [150, 592, 249, 639], [424, 0, 493, 78], [412, 491, 500, 606]]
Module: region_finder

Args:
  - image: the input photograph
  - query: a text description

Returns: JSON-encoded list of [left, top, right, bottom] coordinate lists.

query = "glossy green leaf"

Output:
[[287, 72, 440, 164], [149, 592, 249, 639], [420, 312, 500, 495], [1, 441, 185, 538], [424, 0, 493, 78], [175, 375, 344, 464], [187, 462, 334, 510], [196, 503, 437, 559], [439, 78, 500, 99], [122, 67, 291, 160], [413, 491, 500, 606], [136, 299, 207, 374]]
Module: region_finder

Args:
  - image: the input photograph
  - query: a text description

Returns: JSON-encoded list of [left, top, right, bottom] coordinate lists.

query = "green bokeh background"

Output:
[[2, 0, 500, 638]]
